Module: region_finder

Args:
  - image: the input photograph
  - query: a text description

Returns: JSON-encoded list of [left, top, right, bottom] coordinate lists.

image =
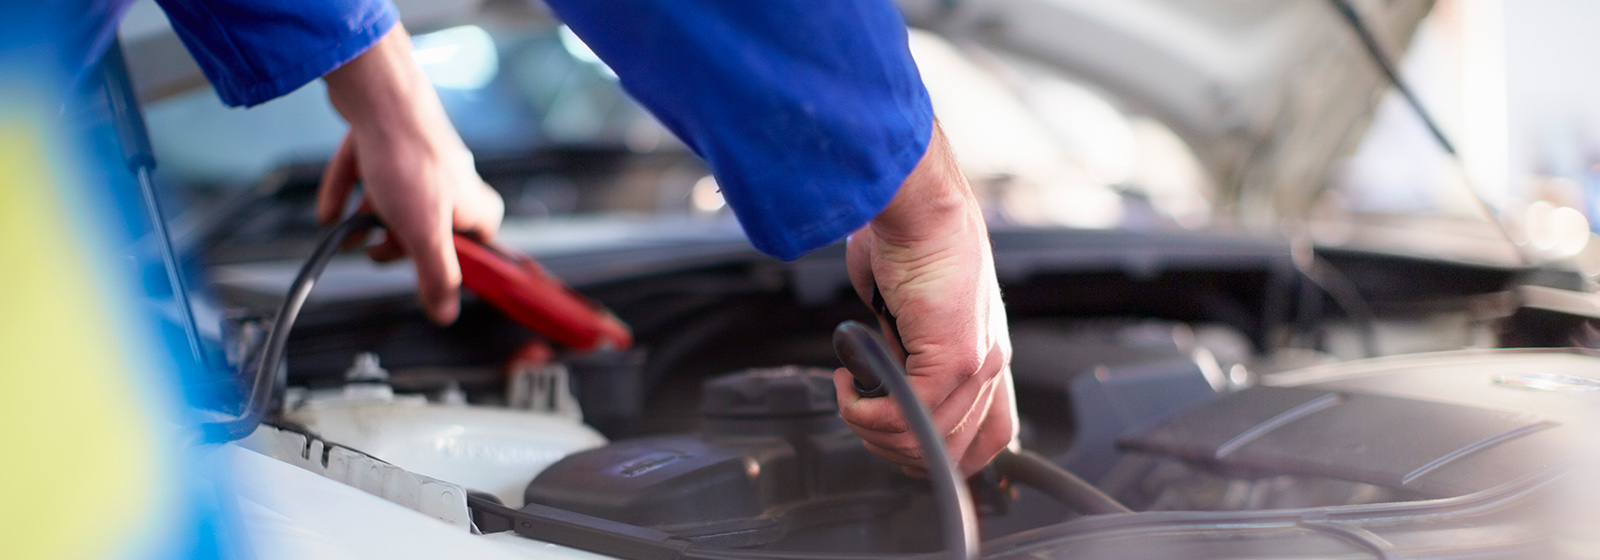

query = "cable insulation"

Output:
[[833, 320, 977, 560], [994, 449, 1132, 515], [200, 214, 379, 441]]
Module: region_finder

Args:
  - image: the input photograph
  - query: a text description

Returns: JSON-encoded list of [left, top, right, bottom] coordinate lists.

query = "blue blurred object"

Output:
[[0, 13, 236, 560]]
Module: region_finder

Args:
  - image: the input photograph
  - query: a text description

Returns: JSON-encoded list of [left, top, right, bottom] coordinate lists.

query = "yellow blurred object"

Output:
[[0, 105, 167, 559]]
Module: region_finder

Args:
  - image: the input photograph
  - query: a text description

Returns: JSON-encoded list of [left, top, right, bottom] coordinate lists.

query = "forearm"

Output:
[[322, 26, 459, 150], [870, 124, 980, 246]]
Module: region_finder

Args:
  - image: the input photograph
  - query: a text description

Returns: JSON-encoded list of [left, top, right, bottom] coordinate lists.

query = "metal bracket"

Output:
[[243, 425, 473, 530]]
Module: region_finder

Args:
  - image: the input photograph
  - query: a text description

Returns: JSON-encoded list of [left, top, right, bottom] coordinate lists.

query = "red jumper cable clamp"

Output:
[[453, 234, 632, 352]]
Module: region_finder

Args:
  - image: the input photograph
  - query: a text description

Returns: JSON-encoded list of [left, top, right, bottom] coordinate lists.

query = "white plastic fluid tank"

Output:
[[283, 394, 606, 508]]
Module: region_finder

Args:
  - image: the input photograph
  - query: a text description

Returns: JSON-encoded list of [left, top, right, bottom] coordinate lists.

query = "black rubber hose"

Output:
[[200, 214, 380, 441], [833, 320, 977, 560], [993, 449, 1132, 515]]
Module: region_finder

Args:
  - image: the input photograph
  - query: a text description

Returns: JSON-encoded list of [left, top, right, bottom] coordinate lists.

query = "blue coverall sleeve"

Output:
[[543, 1, 935, 260], [151, 0, 398, 107]]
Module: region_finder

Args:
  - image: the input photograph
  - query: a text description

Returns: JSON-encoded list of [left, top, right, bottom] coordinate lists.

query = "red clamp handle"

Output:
[[454, 234, 632, 352]]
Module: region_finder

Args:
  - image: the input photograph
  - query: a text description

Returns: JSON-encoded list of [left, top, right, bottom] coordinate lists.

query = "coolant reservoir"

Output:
[[282, 355, 605, 507]]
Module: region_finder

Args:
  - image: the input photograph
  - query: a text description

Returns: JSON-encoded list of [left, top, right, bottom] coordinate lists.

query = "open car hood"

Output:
[[122, 0, 1433, 223], [898, 0, 1434, 222]]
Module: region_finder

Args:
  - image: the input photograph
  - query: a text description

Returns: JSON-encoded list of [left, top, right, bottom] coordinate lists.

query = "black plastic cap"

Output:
[[701, 367, 838, 418]]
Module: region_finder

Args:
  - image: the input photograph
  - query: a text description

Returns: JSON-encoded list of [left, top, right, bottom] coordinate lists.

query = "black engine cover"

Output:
[[1117, 349, 1596, 498], [524, 367, 931, 551]]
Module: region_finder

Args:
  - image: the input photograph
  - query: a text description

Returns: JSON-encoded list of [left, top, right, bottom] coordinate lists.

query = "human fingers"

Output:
[[957, 371, 1017, 477], [845, 229, 878, 308], [868, 376, 996, 471], [848, 256, 992, 423], [835, 356, 997, 464], [451, 175, 504, 241], [934, 374, 998, 470], [337, 199, 379, 252], [863, 441, 923, 470], [839, 232, 1006, 468], [370, 170, 461, 326], [837, 354, 990, 444], [316, 133, 361, 225], [408, 241, 463, 325], [366, 230, 406, 262], [901, 466, 930, 478], [395, 214, 462, 325]]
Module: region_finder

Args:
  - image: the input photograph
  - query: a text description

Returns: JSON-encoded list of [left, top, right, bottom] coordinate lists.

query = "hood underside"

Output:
[[898, 0, 1434, 224], [122, 0, 1433, 225]]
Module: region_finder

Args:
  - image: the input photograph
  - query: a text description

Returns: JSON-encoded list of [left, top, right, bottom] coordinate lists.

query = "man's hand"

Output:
[[834, 124, 1017, 477], [316, 26, 504, 325]]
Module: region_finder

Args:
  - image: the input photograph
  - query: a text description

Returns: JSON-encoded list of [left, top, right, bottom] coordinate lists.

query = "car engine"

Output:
[[220, 225, 1595, 559]]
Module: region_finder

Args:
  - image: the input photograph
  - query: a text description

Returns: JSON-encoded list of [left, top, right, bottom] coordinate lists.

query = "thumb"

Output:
[[316, 134, 361, 225]]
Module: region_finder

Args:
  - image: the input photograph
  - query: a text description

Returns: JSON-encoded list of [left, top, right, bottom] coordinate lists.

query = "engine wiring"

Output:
[[199, 214, 380, 441]]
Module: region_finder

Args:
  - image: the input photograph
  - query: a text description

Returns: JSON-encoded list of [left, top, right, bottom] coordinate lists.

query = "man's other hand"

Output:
[[317, 26, 504, 325], [834, 123, 1017, 477]]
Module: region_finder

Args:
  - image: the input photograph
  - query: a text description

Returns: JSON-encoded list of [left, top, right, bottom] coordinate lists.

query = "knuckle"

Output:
[[866, 443, 921, 465], [974, 360, 1003, 384], [884, 435, 922, 458], [949, 353, 985, 382], [882, 413, 911, 434], [856, 410, 909, 434], [841, 408, 906, 435], [866, 433, 923, 459], [944, 413, 975, 440]]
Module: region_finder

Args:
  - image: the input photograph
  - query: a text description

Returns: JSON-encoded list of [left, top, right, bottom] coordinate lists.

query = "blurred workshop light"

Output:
[[411, 25, 498, 90], [559, 25, 617, 78], [691, 175, 726, 214], [1575, 234, 1600, 279], [1460, 0, 1511, 205], [1000, 174, 1126, 229], [1028, 78, 1138, 186], [1524, 200, 1591, 258], [1551, 205, 1591, 257], [905, 29, 1124, 229], [1127, 118, 1213, 229], [1526, 200, 1556, 251]]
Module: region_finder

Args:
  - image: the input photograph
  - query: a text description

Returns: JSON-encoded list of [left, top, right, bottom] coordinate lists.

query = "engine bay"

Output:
[[213, 224, 1597, 559]]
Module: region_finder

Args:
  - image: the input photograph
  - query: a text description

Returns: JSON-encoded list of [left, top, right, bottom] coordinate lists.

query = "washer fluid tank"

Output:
[[281, 355, 605, 508]]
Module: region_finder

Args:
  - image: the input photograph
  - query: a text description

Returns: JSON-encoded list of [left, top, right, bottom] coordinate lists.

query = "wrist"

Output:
[[325, 26, 450, 144], [870, 124, 978, 245]]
